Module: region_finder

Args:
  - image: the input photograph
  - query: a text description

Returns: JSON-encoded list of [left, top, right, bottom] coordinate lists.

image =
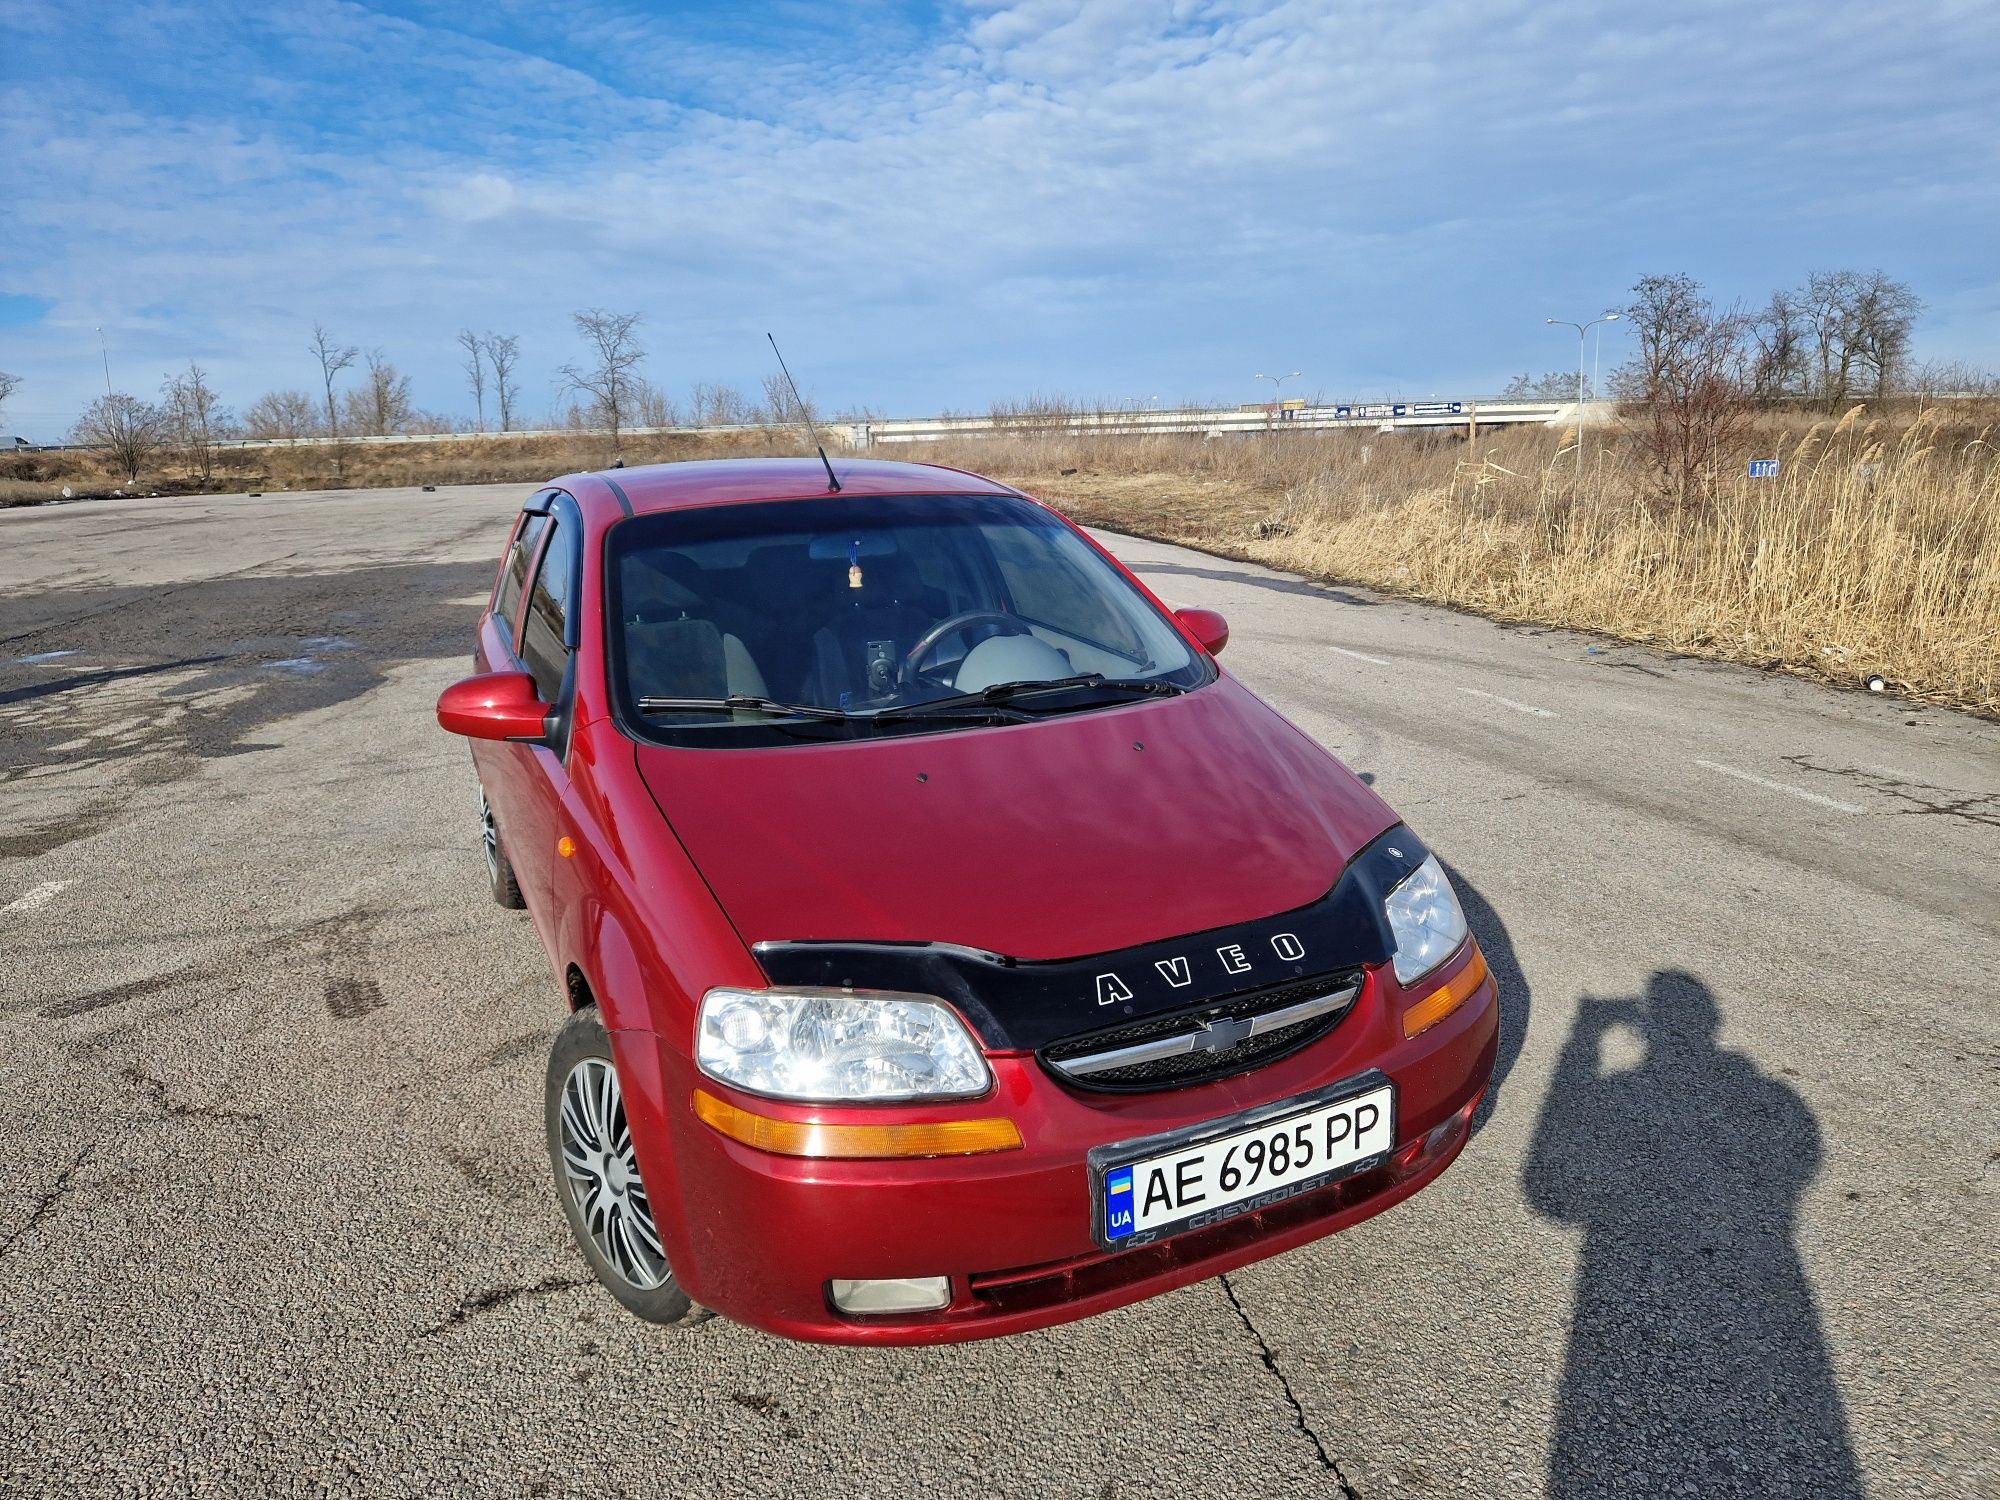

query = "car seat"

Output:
[[624, 617, 768, 702]]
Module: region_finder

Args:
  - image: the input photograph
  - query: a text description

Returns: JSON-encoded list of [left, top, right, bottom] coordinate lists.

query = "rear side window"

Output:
[[520, 517, 575, 700], [493, 512, 548, 643]]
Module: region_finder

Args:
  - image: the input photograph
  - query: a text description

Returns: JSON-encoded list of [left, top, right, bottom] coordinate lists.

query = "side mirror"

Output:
[[1174, 606, 1229, 657], [436, 671, 552, 742]]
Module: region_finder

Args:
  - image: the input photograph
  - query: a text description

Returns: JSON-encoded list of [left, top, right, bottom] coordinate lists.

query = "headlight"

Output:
[[696, 987, 991, 1102], [1384, 853, 1469, 986]]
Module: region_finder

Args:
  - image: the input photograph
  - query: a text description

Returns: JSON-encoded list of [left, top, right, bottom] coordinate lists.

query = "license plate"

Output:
[[1091, 1075, 1396, 1248]]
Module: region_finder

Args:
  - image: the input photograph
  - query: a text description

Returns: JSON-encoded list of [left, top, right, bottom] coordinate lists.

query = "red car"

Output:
[[437, 457, 1496, 1345]]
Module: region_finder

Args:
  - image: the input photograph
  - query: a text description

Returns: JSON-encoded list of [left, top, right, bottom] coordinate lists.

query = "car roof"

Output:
[[552, 456, 1020, 520]]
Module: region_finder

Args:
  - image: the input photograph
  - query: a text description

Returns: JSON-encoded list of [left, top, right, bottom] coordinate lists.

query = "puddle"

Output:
[[268, 637, 356, 674]]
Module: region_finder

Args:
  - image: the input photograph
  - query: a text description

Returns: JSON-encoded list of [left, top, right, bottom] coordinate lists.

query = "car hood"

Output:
[[632, 675, 1399, 963]]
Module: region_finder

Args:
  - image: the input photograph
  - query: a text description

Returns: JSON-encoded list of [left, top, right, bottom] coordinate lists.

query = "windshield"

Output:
[[606, 492, 1210, 745]]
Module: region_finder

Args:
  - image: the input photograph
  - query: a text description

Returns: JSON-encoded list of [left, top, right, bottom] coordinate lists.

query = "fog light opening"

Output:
[[828, 1276, 952, 1316], [1425, 1111, 1464, 1153]]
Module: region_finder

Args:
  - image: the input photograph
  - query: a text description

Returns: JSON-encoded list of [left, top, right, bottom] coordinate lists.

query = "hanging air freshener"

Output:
[[848, 538, 864, 589]]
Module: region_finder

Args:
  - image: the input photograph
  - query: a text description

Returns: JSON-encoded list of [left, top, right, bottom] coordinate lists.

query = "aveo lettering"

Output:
[[1093, 932, 1306, 1005]]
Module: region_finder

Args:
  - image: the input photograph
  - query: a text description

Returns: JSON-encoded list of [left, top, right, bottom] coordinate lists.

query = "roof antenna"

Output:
[[766, 332, 840, 492]]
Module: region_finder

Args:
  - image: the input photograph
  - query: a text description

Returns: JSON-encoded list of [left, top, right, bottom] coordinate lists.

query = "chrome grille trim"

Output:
[[1051, 982, 1361, 1080]]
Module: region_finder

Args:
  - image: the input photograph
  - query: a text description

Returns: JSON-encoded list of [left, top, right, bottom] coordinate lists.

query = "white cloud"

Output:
[[1, 0, 1996, 439], [432, 172, 522, 222]]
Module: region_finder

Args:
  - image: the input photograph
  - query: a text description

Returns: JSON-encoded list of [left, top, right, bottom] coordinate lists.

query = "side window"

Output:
[[903, 525, 985, 616], [493, 512, 548, 645], [520, 517, 576, 701], [982, 524, 1143, 658]]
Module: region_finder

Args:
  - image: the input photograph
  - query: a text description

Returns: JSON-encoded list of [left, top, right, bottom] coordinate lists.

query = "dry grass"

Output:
[[8, 408, 1996, 714], [914, 412, 2000, 716], [0, 427, 810, 505]]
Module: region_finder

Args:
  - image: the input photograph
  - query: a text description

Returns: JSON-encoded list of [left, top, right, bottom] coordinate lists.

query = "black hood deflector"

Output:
[[752, 827, 1428, 1052]]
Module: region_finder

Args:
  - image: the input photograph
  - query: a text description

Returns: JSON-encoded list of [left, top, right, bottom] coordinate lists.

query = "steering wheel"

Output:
[[901, 610, 1030, 686]]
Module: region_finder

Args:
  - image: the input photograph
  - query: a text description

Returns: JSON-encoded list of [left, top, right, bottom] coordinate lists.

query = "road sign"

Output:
[[1334, 406, 1353, 418], [1748, 459, 1780, 478], [1407, 402, 1463, 416]]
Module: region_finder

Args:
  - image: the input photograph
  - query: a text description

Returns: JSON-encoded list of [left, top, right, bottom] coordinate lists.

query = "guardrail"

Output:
[[43, 399, 1598, 457], [847, 400, 1585, 446]]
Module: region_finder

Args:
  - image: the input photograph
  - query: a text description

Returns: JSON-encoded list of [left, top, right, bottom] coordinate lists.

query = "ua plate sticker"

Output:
[[1103, 1165, 1136, 1240]]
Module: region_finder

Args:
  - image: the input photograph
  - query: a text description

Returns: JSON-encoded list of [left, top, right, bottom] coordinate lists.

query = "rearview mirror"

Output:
[[1174, 606, 1229, 657], [807, 532, 899, 560], [436, 671, 553, 742]]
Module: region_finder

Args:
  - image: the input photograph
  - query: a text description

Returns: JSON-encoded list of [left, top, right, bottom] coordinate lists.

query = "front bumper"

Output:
[[626, 947, 1498, 1345]]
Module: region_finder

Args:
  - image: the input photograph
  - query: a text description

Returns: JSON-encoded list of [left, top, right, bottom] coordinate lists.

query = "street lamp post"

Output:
[[1254, 371, 1301, 426], [95, 326, 113, 399], [1545, 313, 1618, 477]]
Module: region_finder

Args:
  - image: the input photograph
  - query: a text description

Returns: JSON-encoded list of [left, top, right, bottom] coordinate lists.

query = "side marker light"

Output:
[[1402, 946, 1491, 1039], [692, 1090, 1023, 1159]]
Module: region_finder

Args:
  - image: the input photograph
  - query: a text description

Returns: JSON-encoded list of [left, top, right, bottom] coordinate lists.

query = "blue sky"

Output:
[[2, 0, 1997, 440]]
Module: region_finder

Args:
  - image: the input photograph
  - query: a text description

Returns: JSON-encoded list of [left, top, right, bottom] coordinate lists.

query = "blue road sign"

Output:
[[1748, 459, 1780, 478]]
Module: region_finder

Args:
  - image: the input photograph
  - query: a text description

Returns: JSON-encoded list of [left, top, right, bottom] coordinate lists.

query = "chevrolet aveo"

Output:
[[436, 456, 1497, 1345]]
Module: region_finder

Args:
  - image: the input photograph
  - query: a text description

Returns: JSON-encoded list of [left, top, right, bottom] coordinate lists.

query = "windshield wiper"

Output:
[[868, 702, 1035, 726], [901, 674, 1185, 715], [636, 694, 850, 722]]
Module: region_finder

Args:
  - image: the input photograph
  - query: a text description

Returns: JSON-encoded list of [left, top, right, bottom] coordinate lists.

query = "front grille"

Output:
[[1041, 971, 1363, 1092]]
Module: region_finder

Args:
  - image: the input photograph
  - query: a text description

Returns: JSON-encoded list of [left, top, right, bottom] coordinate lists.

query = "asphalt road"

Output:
[[1, 482, 1993, 1500]]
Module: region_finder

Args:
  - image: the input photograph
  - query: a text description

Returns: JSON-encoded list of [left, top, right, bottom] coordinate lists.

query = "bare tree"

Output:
[[1846, 271, 1921, 400], [633, 379, 678, 428], [1612, 273, 1755, 508], [483, 333, 520, 432], [73, 392, 168, 481], [688, 381, 752, 426], [343, 350, 414, 436], [457, 329, 487, 432], [1500, 371, 1579, 400], [243, 390, 321, 439], [1749, 288, 1808, 404], [0, 371, 20, 424], [160, 362, 230, 482], [309, 322, 358, 469], [558, 309, 645, 456], [759, 371, 818, 426], [1795, 271, 1922, 411], [1901, 359, 2000, 400]]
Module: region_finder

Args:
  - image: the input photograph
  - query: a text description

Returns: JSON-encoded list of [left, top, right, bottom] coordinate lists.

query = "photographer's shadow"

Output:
[[1523, 971, 1864, 1498]]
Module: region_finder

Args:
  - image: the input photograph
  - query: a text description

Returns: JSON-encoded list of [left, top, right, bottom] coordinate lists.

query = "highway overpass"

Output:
[[125, 397, 1603, 457]]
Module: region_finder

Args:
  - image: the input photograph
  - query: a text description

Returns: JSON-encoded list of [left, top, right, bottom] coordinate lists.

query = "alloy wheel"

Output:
[[556, 1057, 670, 1290], [479, 791, 500, 883]]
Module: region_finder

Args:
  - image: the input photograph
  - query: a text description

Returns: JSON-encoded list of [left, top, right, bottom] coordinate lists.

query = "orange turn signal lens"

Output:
[[1401, 946, 1491, 1039], [692, 1089, 1024, 1160]]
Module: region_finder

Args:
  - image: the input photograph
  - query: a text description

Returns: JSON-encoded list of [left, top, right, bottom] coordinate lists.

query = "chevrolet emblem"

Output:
[[1193, 1016, 1254, 1053]]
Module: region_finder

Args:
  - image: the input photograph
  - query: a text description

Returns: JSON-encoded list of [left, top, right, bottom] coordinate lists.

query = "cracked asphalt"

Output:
[[1, 482, 1995, 1499]]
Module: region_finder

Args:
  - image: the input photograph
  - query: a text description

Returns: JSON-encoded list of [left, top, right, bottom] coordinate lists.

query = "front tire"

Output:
[[544, 1007, 711, 1327]]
